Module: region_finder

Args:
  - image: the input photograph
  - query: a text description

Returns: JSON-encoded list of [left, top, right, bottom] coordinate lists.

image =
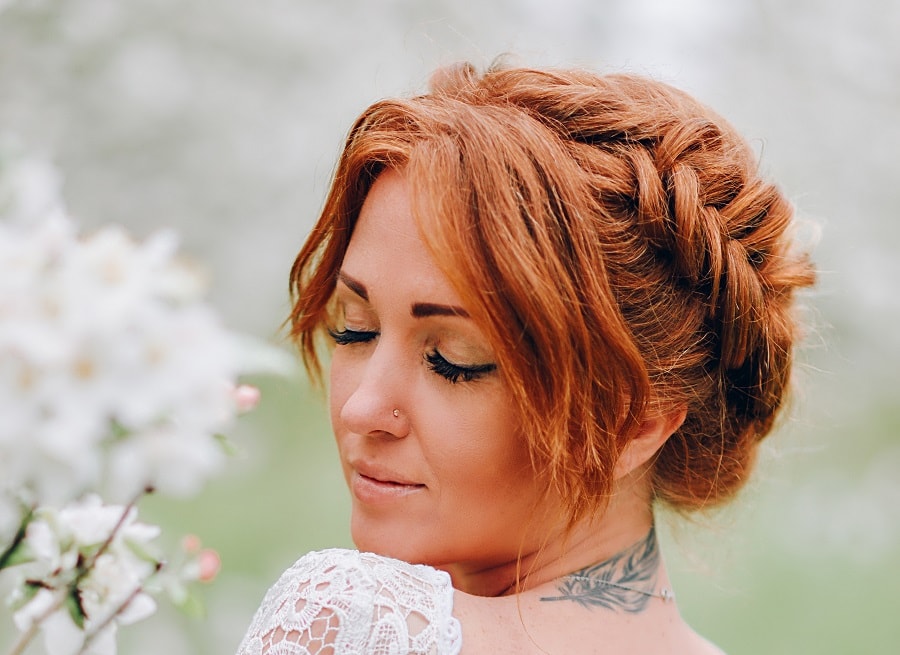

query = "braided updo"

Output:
[[289, 63, 815, 520]]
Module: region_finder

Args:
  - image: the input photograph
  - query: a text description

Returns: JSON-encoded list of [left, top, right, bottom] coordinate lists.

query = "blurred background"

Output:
[[1, 0, 897, 652]]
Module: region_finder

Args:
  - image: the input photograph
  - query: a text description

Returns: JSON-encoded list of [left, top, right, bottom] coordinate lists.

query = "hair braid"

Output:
[[480, 69, 815, 509]]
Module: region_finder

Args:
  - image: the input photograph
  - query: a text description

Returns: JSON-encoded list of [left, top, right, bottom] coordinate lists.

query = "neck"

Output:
[[540, 526, 673, 612], [442, 485, 659, 597]]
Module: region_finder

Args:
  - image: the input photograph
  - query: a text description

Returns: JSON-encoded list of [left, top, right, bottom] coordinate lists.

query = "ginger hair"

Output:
[[288, 63, 815, 522]]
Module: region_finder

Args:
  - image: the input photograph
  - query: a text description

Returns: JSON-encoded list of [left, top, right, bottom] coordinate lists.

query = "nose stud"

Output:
[[392, 408, 400, 418]]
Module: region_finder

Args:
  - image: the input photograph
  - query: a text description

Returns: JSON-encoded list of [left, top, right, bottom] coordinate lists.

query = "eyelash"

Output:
[[327, 327, 376, 345], [424, 350, 496, 384], [327, 327, 496, 384]]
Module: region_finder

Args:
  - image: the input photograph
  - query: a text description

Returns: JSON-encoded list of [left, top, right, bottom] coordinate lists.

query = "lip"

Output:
[[349, 465, 426, 504]]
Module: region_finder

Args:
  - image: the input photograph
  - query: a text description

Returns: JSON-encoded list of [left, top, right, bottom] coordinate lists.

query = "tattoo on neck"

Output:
[[540, 527, 672, 613]]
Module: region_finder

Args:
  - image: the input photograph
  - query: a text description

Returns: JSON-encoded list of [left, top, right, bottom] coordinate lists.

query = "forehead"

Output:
[[342, 169, 461, 304], [351, 169, 418, 248]]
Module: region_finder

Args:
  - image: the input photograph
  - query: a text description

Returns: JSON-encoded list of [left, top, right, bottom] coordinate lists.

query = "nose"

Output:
[[335, 340, 410, 439]]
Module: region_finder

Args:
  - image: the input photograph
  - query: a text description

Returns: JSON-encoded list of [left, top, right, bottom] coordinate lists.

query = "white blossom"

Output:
[[11, 496, 163, 655], [0, 142, 287, 654], [0, 145, 280, 505]]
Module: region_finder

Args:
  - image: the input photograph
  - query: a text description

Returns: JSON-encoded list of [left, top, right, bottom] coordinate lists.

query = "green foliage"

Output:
[[65, 588, 86, 631], [0, 506, 34, 571]]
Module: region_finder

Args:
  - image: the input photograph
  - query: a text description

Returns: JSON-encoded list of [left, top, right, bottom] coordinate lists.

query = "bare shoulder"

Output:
[[453, 590, 729, 655]]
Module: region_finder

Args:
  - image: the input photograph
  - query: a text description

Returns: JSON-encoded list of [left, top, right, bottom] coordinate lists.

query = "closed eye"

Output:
[[425, 350, 496, 384], [328, 327, 377, 345]]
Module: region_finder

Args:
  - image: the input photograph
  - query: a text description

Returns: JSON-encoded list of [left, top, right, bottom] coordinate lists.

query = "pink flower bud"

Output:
[[181, 534, 202, 554], [197, 548, 221, 582], [233, 384, 261, 413]]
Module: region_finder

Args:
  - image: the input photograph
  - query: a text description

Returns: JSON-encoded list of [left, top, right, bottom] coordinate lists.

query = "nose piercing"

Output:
[[392, 409, 400, 418]]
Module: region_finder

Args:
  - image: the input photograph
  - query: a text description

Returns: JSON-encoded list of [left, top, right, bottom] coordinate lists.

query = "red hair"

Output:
[[289, 63, 815, 521]]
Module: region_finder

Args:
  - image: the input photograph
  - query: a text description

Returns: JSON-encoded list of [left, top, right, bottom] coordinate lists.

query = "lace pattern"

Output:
[[236, 549, 463, 655]]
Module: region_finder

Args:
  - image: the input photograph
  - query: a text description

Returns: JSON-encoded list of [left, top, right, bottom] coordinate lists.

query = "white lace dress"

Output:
[[235, 549, 463, 655]]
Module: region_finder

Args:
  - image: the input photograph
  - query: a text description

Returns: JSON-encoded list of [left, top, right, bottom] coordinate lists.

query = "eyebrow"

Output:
[[411, 303, 470, 319], [337, 272, 368, 301], [337, 271, 470, 319]]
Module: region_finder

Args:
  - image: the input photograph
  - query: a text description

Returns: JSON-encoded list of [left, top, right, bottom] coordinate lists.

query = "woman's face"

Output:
[[329, 169, 560, 585]]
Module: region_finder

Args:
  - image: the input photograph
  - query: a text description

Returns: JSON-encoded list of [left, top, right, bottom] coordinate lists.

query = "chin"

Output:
[[351, 519, 413, 560], [351, 526, 439, 566]]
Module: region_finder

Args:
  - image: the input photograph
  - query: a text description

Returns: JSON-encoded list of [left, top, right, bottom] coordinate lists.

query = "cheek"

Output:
[[328, 351, 353, 426], [431, 392, 532, 492]]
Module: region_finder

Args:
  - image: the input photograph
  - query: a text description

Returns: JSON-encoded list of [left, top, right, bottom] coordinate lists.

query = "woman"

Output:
[[236, 63, 814, 654]]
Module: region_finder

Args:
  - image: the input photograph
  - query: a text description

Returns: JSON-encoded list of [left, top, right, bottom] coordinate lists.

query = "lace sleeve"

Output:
[[235, 548, 462, 655]]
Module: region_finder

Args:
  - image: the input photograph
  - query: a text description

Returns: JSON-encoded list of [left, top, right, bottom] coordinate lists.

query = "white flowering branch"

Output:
[[0, 141, 288, 654], [79, 585, 146, 654], [6, 589, 64, 655]]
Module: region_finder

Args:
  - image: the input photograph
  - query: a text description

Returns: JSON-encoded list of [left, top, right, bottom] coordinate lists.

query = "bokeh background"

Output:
[[2, 0, 898, 653]]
